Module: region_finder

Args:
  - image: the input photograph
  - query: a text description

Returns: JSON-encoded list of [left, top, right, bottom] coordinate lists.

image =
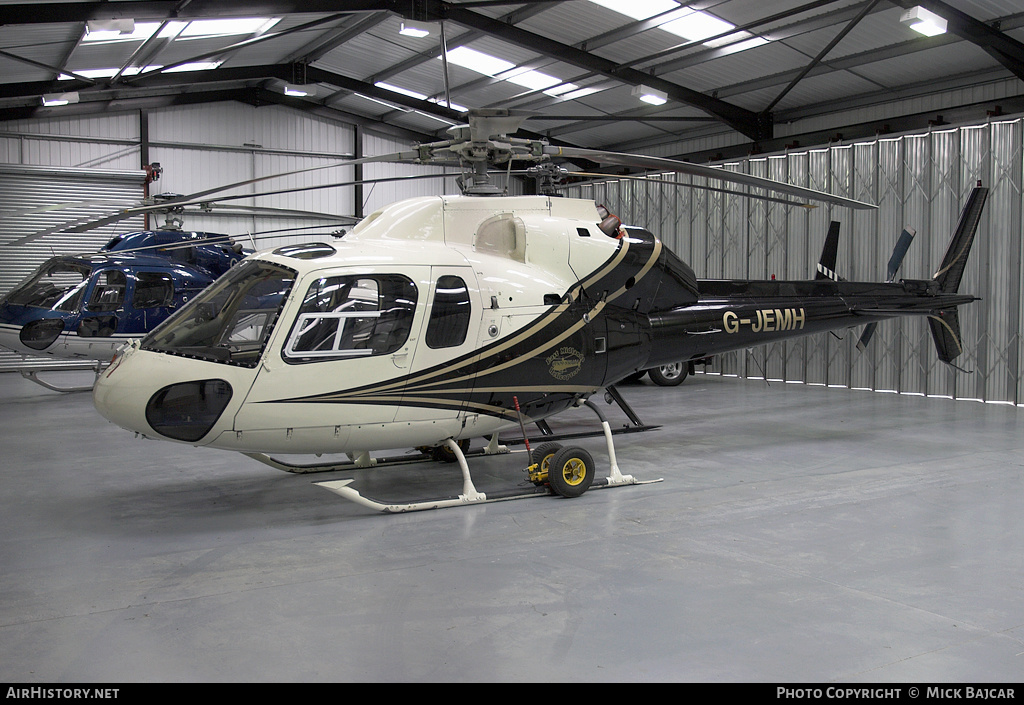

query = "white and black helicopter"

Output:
[[73, 109, 985, 512]]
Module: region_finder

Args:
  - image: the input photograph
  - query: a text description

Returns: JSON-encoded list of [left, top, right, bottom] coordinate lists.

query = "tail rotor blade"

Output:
[[856, 323, 877, 352], [856, 226, 917, 352], [886, 227, 916, 282]]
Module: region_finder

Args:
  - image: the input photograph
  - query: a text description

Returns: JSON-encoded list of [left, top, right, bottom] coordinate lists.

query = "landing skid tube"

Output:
[[315, 402, 662, 513], [18, 362, 105, 393]]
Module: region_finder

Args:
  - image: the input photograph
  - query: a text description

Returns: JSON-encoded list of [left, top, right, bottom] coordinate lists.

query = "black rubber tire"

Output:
[[530, 442, 563, 471], [648, 362, 688, 386], [547, 446, 595, 498]]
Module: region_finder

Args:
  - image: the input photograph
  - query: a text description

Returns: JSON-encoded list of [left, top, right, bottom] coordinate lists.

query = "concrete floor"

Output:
[[1, 369, 1022, 683]]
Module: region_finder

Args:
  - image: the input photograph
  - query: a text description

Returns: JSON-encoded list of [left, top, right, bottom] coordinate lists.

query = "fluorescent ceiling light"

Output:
[[284, 84, 316, 97], [85, 19, 134, 35], [589, 0, 679, 21], [900, 6, 947, 36], [399, 22, 432, 38], [632, 84, 667, 105], [84, 20, 162, 43], [41, 92, 79, 106], [660, 10, 735, 41], [442, 46, 515, 76]]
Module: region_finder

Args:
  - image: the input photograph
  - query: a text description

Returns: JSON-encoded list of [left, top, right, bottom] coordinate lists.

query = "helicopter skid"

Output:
[[315, 471, 662, 514], [314, 429, 662, 514]]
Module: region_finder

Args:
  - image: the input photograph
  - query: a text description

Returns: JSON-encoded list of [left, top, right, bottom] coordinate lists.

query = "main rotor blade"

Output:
[[174, 150, 418, 204], [544, 146, 877, 210], [559, 171, 813, 208], [6, 151, 419, 246]]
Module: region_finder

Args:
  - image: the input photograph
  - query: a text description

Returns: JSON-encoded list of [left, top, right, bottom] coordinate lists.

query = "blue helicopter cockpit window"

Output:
[[142, 259, 295, 368], [4, 260, 90, 312], [283, 274, 416, 362]]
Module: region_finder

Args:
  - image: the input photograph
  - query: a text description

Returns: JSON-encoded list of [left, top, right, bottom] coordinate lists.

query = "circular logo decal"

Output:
[[546, 346, 584, 380]]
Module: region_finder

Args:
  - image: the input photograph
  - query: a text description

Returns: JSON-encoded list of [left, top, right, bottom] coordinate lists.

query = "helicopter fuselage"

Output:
[[91, 194, 976, 455]]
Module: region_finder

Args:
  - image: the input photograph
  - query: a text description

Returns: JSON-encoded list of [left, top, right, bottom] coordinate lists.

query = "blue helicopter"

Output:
[[0, 229, 248, 361]]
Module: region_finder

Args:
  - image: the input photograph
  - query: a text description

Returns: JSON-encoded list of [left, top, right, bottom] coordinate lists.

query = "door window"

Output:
[[133, 272, 174, 309], [425, 275, 471, 349], [86, 270, 127, 311]]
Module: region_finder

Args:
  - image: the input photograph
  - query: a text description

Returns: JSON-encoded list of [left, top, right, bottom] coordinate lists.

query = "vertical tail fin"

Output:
[[933, 186, 988, 294]]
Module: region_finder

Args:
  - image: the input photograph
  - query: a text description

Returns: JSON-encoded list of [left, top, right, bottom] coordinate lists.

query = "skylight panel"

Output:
[[707, 34, 768, 51], [176, 18, 280, 40], [442, 46, 515, 76], [560, 86, 605, 100], [589, 0, 679, 21], [544, 82, 580, 96], [659, 10, 735, 41], [501, 68, 563, 91], [163, 61, 222, 73]]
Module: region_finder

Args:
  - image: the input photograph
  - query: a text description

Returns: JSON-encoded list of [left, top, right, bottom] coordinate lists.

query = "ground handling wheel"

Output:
[[546, 446, 595, 498], [528, 442, 563, 485]]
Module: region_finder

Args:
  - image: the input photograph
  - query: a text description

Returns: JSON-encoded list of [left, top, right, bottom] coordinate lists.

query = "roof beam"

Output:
[[431, 2, 772, 141], [892, 0, 1024, 82], [0, 2, 388, 24]]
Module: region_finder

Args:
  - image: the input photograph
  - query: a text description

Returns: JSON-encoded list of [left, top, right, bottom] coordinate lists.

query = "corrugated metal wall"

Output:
[[563, 118, 1024, 406]]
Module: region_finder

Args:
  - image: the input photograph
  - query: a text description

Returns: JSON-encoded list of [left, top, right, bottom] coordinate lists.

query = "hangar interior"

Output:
[[1, 0, 1023, 683]]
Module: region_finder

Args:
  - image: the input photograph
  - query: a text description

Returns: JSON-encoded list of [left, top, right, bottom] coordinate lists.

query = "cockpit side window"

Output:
[[283, 274, 416, 362]]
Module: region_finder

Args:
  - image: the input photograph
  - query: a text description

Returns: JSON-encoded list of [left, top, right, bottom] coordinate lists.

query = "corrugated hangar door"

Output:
[[0, 164, 147, 371]]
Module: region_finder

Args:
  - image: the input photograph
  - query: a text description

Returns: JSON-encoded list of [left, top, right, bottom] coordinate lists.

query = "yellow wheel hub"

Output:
[[559, 457, 588, 486]]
